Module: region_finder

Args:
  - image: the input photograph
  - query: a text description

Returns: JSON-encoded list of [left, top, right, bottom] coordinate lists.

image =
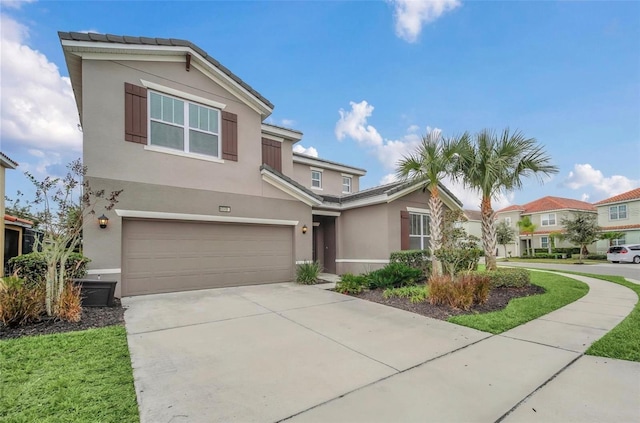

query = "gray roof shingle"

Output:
[[58, 31, 274, 110]]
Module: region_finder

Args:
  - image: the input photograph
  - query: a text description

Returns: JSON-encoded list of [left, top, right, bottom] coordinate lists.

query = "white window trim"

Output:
[[342, 175, 352, 194], [144, 145, 225, 164], [116, 209, 299, 226], [609, 205, 628, 221], [541, 236, 549, 248], [148, 89, 222, 159], [140, 79, 227, 110], [541, 213, 556, 226], [504, 217, 512, 226], [311, 169, 323, 190], [406, 207, 430, 214], [409, 212, 431, 250]]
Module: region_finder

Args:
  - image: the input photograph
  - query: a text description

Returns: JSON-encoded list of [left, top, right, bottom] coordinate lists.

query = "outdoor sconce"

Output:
[[302, 224, 308, 234], [98, 214, 109, 229]]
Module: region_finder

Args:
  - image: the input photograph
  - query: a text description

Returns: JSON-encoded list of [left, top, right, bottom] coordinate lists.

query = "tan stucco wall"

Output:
[[84, 177, 313, 297], [82, 59, 267, 196], [596, 200, 640, 252], [335, 188, 451, 275], [292, 162, 359, 196]]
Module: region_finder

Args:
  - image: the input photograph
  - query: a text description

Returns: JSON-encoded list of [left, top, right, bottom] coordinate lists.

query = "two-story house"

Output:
[[59, 32, 462, 297], [594, 188, 640, 253], [495, 196, 597, 257]]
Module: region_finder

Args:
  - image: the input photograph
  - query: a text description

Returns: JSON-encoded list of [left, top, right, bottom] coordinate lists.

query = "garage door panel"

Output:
[[122, 220, 294, 296]]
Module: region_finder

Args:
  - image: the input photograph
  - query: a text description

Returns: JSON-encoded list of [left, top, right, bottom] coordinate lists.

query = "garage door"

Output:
[[122, 219, 294, 296]]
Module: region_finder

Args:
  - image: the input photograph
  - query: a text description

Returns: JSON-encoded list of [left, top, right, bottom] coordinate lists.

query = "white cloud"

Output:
[[293, 144, 318, 158], [563, 163, 639, 198], [77, 29, 100, 34], [27, 148, 45, 158], [1, 0, 35, 9], [390, 0, 461, 43], [281, 118, 296, 127], [581, 193, 590, 202], [0, 14, 82, 152], [335, 101, 383, 147], [407, 124, 420, 133], [380, 173, 399, 185]]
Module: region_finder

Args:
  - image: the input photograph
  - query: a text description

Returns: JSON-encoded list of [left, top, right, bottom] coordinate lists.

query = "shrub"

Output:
[[586, 254, 607, 260], [389, 250, 431, 277], [434, 247, 483, 276], [466, 268, 531, 288], [367, 263, 423, 289], [0, 276, 45, 327], [57, 282, 82, 322], [7, 252, 90, 285], [335, 273, 367, 294], [427, 274, 491, 310], [295, 261, 322, 285], [383, 285, 428, 303]]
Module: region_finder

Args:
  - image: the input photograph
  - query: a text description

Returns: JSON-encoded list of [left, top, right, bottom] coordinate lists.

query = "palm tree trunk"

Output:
[[481, 196, 497, 270], [428, 187, 443, 276]]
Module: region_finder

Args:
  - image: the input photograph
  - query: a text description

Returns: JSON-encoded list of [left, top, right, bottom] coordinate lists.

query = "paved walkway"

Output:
[[123, 271, 639, 422]]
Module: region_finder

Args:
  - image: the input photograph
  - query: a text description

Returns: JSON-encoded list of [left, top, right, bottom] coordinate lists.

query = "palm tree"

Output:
[[456, 129, 558, 270], [397, 130, 460, 276], [517, 216, 536, 257]]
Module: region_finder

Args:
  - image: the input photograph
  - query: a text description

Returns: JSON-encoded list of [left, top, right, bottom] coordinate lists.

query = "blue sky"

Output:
[[1, 0, 639, 211]]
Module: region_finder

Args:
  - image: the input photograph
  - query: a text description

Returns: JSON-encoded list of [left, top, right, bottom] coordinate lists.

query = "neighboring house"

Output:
[[495, 196, 597, 257], [4, 215, 37, 271], [594, 188, 640, 253], [59, 32, 463, 297], [462, 209, 482, 242], [1, 152, 18, 273]]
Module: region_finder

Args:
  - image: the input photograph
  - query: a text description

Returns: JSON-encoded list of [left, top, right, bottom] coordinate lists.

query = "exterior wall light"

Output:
[[98, 214, 109, 229], [302, 224, 308, 234]]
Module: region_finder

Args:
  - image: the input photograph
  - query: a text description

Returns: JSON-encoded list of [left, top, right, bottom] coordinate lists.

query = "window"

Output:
[[409, 213, 430, 250], [541, 213, 556, 226], [612, 236, 626, 246], [342, 176, 352, 193], [609, 205, 627, 220], [311, 170, 322, 189], [541, 236, 549, 249], [149, 91, 220, 157], [504, 217, 512, 226]]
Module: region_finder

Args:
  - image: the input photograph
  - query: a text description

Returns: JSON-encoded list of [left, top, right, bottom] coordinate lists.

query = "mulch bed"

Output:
[[350, 284, 546, 320], [0, 299, 125, 340]]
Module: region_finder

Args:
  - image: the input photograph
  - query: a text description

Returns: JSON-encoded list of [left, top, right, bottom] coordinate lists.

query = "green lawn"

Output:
[[448, 272, 589, 334], [498, 258, 606, 265], [0, 325, 139, 423]]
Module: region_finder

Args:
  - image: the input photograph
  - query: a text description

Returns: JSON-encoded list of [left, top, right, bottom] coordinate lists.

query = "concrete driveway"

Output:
[[123, 278, 639, 423]]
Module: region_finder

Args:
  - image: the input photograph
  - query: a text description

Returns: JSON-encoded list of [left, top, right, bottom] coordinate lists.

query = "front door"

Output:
[[313, 216, 336, 274]]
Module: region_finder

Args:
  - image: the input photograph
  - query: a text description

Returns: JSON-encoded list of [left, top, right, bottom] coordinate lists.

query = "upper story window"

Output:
[[541, 213, 556, 226], [504, 217, 512, 226], [342, 176, 352, 193], [409, 213, 430, 250], [149, 91, 220, 158], [609, 205, 627, 220], [311, 170, 322, 189]]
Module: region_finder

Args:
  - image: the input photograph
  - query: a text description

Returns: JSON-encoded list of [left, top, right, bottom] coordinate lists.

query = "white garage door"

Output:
[[122, 219, 294, 296]]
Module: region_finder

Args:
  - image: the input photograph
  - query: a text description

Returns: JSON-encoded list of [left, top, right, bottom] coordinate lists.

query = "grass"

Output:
[[448, 271, 589, 334], [499, 258, 606, 265], [0, 326, 139, 422], [545, 271, 639, 362]]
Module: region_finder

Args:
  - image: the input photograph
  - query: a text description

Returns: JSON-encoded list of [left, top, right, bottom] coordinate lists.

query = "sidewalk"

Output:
[[287, 272, 640, 422]]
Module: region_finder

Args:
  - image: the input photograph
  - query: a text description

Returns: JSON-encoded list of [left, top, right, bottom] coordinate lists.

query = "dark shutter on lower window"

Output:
[[401, 210, 410, 250], [261, 138, 282, 172], [221, 111, 238, 161], [124, 83, 147, 144]]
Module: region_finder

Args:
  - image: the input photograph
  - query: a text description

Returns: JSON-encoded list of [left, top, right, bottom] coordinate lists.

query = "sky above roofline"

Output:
[[1, 0, 639, 211]]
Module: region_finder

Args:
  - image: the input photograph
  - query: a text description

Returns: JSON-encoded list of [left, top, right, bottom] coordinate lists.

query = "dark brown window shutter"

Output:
[[124, 83, 147, 144], [221, 111, 238, 161], [401, 210, 410, 250], [261, 138, 282, 172]]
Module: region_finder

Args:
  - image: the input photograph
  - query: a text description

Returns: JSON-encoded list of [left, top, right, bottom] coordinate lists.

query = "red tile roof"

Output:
[[594, 188, 640, 205], [4, 214, 34, 226], [497, 196, 596, 214], [600, 224, 640, 231]]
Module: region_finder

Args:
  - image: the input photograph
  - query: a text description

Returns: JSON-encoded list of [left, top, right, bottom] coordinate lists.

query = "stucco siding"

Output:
[[84, 176, 312, 297], [598, 200, 640, 228], [82, 59, 268, 197], [292, 162, 358, 196]]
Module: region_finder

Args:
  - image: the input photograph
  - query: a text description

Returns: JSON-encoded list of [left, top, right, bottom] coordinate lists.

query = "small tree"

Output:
[[599, 231, 625, 247], [5, 190, 40, 227], [561, 212, 600, 264], [496, 221, 515, 260], [27, 159, 122, 317], [517, 216, 536, 257]]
